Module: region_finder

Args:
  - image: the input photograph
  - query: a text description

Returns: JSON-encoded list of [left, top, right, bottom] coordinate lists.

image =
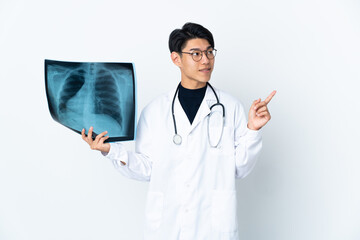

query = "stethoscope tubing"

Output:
[[172, 82, 225, 146]]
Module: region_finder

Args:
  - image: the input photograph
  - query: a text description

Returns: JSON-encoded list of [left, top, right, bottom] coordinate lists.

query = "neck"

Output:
[[180, 80, 207, 90]]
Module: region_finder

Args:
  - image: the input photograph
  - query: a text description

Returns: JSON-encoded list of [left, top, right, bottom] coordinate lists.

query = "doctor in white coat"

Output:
[[82, 22, 276, 240]]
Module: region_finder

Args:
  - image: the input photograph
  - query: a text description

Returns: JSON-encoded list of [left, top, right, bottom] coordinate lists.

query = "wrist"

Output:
[[247, 123, 260, 131], [101, 143, 111, 154]]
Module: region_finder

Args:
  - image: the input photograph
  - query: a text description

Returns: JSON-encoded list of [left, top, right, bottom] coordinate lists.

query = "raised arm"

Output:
[[234, 91, 276, 178]]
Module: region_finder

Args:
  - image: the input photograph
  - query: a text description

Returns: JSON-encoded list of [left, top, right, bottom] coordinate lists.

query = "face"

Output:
[[171, 38, 215, 89]]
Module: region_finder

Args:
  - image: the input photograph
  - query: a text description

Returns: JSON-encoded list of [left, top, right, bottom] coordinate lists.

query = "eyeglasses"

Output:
[[181, 49, 217, 62]]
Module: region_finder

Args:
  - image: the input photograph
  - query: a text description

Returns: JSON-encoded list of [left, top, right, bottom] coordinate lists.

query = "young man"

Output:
[[82, 22, 276, 240]]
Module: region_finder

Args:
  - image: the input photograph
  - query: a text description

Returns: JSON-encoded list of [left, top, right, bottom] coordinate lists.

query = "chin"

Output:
[[195, 80, 209, 85]]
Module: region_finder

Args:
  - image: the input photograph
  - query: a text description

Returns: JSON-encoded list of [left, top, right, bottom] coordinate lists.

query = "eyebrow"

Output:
[[188, 46, 213, 51]]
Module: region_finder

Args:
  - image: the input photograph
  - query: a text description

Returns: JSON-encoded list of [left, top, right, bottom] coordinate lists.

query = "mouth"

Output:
[[199, 68, 211, 73]]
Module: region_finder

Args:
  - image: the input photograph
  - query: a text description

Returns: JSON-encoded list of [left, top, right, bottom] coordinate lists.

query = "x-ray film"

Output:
[[45, 59, 136, 142]]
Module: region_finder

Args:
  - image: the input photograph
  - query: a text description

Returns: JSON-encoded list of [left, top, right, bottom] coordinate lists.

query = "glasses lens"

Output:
[[206, 49, 216, 59], [192, 51, 202, 61]]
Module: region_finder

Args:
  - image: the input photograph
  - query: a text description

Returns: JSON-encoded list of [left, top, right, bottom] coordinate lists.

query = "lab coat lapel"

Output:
[[189, 85, 217, 133], [173, 91, 192, 137], [167, 84, 218, 137]]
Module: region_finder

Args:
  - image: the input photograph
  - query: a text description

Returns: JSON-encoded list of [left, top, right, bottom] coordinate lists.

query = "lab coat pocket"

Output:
[[145, 191, 164, 230], [211, 190, 237, 232]]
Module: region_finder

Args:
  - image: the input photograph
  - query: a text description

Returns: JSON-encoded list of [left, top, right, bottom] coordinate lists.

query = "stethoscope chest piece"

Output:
[[173, 134, 182, 145]]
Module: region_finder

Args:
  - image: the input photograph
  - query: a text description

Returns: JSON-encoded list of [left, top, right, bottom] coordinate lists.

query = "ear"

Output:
[[171, 51, 182, 68]]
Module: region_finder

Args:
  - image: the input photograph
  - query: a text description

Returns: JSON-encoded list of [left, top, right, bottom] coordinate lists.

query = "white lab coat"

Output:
[[104, 85, 262, 240]]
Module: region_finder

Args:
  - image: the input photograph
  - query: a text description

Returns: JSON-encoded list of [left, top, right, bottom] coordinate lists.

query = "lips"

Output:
[[199, 68, 211, 72]]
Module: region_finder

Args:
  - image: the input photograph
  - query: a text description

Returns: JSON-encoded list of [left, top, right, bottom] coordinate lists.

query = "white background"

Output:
[[1, 0, 359, 239]]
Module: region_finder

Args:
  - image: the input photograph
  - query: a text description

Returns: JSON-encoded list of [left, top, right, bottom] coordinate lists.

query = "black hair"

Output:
[[168, 22, 214, 53]]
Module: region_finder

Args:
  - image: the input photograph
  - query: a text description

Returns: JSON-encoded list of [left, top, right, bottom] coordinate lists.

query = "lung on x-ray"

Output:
[[45, 59, 136, 142]]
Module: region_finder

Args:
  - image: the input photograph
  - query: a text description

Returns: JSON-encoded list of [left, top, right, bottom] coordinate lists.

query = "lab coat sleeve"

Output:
[[102, 109, 153, 181], [234, 102, 263, 179]]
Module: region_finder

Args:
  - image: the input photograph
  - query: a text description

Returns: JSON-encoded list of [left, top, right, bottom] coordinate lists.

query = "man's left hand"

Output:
[[247, 90, 276, 131]]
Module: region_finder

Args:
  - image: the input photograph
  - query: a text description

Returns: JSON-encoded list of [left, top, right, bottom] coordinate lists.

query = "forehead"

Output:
[[183, 38, 211, 51]]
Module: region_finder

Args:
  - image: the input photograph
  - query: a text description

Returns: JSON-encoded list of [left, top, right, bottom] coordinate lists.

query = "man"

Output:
[[82, 22, 276, 240]]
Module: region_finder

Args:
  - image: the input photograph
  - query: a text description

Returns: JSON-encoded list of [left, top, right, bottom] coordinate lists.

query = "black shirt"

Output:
[[178, 84, 207, 124]]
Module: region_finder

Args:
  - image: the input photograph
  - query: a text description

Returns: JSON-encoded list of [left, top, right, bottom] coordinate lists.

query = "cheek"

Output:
[[184, 62, 197, 73]]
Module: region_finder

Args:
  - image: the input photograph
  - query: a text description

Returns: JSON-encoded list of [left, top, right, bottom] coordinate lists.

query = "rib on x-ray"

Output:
[[45, 59, 136, 142]]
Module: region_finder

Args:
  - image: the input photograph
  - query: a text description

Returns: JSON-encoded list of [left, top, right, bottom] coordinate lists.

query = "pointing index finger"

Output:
[[264, 90, 277, 104]]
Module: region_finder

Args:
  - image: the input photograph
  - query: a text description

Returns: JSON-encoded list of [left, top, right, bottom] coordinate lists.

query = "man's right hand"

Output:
[[81, 126, 110, 153]]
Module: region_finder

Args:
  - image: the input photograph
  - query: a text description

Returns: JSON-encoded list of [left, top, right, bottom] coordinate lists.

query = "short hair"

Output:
[[168, 22, 214, 53]]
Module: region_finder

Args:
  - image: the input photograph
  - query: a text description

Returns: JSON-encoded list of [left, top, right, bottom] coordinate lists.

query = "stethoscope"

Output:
[[172, 82, 225, 147]]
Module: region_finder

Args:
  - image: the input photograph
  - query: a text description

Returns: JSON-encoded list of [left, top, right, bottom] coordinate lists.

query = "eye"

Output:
[[207, 50, 214, 55], [192, 51, 201, 56]]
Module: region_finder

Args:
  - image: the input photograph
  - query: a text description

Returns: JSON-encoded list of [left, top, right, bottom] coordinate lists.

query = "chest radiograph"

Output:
[[45, 60, 136, 142]]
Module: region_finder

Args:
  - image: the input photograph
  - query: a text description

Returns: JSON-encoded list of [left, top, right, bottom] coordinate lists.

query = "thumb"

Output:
[[249, 99, 260, 119], [251, 98, 261, 110]]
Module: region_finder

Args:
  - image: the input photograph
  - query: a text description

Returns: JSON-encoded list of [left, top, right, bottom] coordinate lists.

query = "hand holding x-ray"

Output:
[[81, 127, 110, 153]]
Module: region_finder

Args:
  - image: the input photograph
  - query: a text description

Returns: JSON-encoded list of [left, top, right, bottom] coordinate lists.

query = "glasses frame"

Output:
[[181, 49, 217, 62]]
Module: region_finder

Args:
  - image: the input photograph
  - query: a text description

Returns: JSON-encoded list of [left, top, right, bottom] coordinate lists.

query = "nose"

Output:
[[200, 52, 210, 64]]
